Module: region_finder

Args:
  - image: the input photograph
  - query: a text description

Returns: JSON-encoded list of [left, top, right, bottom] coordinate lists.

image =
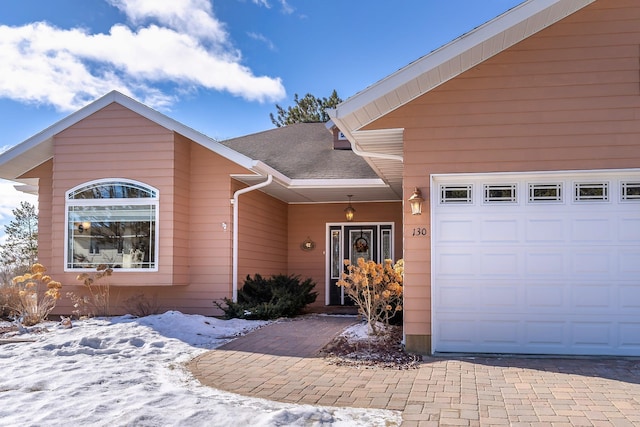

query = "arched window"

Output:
[[65, 179, 159, 271]]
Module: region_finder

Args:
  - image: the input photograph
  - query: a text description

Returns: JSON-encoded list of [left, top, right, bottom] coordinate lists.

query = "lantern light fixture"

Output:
[[344, 195, 355, 221], [408, 188, 424, 215]]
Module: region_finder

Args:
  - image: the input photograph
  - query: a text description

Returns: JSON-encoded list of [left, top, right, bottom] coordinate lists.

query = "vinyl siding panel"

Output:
[[234, 180, 289, 284], [186, 144, 248, 312], [366, 0, 640, 348]]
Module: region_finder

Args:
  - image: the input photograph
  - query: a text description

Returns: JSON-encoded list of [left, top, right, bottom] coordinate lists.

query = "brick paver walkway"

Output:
[[188, 315, 640, 426]]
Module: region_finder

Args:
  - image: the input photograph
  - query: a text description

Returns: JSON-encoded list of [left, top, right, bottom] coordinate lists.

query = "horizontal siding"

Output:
[[236, 180, 289, 283], [288, 202, 402, 308], [367, 0, 640, 343], [188, 143, 247, 313]]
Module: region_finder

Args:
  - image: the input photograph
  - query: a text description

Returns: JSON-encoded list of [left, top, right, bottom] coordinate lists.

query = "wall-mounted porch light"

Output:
[[408, 188, 424, 215], [344, 195, 355, 221]]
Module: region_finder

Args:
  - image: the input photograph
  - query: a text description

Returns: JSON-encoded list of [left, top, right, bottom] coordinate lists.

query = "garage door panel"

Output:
[[525, 283, 566, 308], [620, 323, 640, 347], [437, 253, 475, 276], [571, 218, 613, 242], [619, 252, 640, 273], [525, 322, 566, 346], [432, 171, 640, 356], [480, 218, 520, 242], [437, 285, 476, 308], [526, 218, 566, 242], [620, 285, 640, 308], [570, 251, 612, 275], [572, 322, 613, 347], [525, 252, 565, 275], [437, 218, 475, 242], [619, 217, 640, 241], [570, 284, 612, 309], [480, 253, 519, 275]]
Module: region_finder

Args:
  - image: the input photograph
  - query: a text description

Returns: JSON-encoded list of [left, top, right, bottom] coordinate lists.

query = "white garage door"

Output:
[[432, 170, 640, 356]]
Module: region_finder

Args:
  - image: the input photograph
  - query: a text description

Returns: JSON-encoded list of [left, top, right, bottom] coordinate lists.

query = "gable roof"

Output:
[[0, 91, 397, 203], [329, 0, 596, 188], [0, 91, 256, 183]]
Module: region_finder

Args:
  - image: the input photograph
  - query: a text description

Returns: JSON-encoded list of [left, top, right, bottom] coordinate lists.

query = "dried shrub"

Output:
[[122, 292, 162, 317], [0, 284, 21, 319], [337, 258, 403, 335], [68, 264, 113, 317], [9, 263, 62, 326]]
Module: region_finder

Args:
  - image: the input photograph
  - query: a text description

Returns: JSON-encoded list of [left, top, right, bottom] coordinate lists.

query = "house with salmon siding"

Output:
[[1, 0, 639, 355]]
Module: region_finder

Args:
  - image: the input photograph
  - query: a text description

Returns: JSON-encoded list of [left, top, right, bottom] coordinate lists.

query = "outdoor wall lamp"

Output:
[[344, 195, 355, 222], [408, 188, 424, 215]]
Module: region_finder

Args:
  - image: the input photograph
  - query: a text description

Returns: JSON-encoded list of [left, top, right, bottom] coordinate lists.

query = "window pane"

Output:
[[622, 182, 640, 201], [381, 229, 392, 260], [350, 230, 373, 262], [69, 182, 156, 199], [331, 229, 341, 279], [68, 205, 156, 269], [528, 183, 562, 202], [484, 184, 517, 203], [575, 182, 608, 201], [440, 185, 473, 204]]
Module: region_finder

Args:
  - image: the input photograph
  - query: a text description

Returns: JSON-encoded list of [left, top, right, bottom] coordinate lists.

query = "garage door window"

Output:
[[528, 183, 562, 203], [440, 185, 473, 204], [574, 182, 608, 202], [484, 184, 517, 203], [622, 182, 640, 201]]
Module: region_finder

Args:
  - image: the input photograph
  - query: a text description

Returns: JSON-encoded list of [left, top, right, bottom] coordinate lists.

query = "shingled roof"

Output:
[[220, 122, 378, 180]]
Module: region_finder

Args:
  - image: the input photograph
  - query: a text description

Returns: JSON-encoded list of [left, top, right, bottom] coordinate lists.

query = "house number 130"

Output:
[[412, 227, 428, 236]]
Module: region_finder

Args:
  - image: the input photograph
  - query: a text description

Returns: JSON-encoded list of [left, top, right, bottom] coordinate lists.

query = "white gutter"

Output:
[[349, 129, 404, 163], [327, 116, 404, 163], [232, 174, 273, 302]]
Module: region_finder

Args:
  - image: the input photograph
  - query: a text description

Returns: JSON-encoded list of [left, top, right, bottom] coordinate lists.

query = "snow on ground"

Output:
[[0, 311, 401, 427]]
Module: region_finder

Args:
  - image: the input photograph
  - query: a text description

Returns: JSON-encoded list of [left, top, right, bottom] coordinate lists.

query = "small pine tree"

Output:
[[0, 201, 38, 282], [270, 90, 342, 127]]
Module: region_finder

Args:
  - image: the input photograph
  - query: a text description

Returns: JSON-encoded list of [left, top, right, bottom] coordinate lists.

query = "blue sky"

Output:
[[0, 0, 525, 236]]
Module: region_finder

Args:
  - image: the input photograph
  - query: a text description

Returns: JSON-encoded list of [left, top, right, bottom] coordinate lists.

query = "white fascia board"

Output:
[[250, 160, 292, 185], [332, 0, 596, 131], [245, 161, 389, 189], [287, 178, 388, 189]]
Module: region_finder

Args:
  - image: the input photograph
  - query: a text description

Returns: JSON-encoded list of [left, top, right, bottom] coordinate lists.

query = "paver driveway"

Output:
[[188, 316, 640, 426]]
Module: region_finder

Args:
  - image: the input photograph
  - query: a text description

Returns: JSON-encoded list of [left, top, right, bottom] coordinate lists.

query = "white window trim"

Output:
[[528, 183, 564, 203], [621, 181, 640, 202], [64, 178, 160, 272], [483, 183, 518, 204], [573, 181, 610, 203], [439, 184, 474, 204]]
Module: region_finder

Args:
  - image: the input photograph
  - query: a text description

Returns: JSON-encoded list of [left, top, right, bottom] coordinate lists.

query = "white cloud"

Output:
[[251, 0, 293, 15], [247, 32, 276, 52], [0, 0, 285, 111], [252, 0, 271, 8]]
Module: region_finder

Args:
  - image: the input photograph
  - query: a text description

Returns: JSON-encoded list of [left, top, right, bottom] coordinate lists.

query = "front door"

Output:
[[327, 223, 393, 305]]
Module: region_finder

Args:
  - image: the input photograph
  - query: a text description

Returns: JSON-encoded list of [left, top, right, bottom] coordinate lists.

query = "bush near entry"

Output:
[[215, 274, 318, 320]]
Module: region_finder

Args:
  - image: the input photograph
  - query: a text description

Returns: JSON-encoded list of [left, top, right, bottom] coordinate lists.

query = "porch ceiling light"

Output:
[[408, 188, 424, 215], [344, 195, 355, 222]]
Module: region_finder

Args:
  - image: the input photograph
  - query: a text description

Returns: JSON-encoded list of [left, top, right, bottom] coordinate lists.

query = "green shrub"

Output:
[[215, 273, 317, 320]]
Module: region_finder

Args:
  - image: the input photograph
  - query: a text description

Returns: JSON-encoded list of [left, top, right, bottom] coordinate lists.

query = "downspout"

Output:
[[232, 175, 273, 302]]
